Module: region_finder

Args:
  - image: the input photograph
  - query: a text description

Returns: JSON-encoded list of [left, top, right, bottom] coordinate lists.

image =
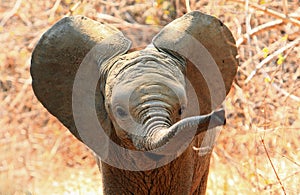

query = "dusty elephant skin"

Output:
[[31, 11, 238, 194]]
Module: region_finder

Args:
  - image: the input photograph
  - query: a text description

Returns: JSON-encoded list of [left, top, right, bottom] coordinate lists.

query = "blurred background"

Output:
[[0, 0, 299, 194]]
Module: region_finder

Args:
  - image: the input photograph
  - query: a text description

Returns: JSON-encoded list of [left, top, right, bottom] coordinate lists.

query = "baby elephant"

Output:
[[31, 11, 238, 195]]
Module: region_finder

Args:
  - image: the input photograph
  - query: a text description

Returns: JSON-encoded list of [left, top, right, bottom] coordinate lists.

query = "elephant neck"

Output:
[[98, 146, 200, 195]]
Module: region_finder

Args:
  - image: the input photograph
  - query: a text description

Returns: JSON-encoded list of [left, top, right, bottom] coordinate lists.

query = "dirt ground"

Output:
[[0, 0, 299, 194]]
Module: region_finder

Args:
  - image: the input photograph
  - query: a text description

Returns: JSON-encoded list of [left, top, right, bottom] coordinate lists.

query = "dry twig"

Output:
[[261, 138, 287, 195], [99, 0, 122, 6], [96, 13, 161, 29], [66, 1, 83, 16], [240, 36, 285, 69], [267, 76, 300, 102], [47, 0, 62, 17], [282, 0, 288, 16], [245, 37, 300, 83], [0, 0, 23, 26], [236, 20, 283, 47], [8, 79, 31, 110], [227, 0, 300, 27], [185, 0, 191, 12]]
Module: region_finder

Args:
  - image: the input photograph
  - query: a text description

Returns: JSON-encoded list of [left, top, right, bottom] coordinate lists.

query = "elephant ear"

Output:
[[31, 16, 131, 141], [152, 11, 238, 114]]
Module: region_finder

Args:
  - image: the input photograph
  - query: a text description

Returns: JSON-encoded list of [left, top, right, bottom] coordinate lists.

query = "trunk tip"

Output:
[[213, 108, 226, 126]]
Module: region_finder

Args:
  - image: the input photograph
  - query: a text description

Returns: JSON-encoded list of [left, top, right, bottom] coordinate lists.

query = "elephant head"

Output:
[[31, 12, 238, 169]]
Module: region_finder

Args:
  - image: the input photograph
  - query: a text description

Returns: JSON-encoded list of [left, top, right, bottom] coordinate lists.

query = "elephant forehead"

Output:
[[104, 48, 186, 100], [119, 63, 183, 84], [112, 74, 186, 101], [107, 48, 185, 81], [130, 83, 187, 108]]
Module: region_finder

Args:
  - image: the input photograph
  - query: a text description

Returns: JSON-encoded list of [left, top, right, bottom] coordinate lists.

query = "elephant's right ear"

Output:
[[152, 11, 238, 114], [31, 16, 131, 141]]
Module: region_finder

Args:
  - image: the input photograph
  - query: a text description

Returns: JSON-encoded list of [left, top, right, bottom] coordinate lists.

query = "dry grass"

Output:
[[0, 0, 299, 194]]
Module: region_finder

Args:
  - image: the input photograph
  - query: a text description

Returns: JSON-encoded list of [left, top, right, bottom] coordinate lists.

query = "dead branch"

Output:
[[227, 0, 300, 27], [244, 37, 300, 83], [98, 0, 122, 7], [18, 12, 32, 26], [96, 13, 161, 29], [262, 65, 300, 102], [268, 78, 300, 102], [0, 0, 23, 26], [259, 64, 300, 102], [97, 13, 128, 24], [9, 79, 31, 110], [185, 0, 191, 12], [65, 1, 83, 16], [240, 34, 289, 69], [244, 0, 252, 46], [282, 0, 288, 16], [242, 35, 300, 102], [261, 138, 287, 195], [46, 0, 62, 17], [236, 19, 284, 47], [290, 8, 300, 20]]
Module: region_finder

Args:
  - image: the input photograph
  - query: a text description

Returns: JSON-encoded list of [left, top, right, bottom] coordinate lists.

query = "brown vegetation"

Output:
[[0, 0, 299, 194]]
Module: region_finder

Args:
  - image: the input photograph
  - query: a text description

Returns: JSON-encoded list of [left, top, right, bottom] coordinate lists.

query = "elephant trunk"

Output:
[[132, 109, 225, 153], [140, 101, 173, 135]]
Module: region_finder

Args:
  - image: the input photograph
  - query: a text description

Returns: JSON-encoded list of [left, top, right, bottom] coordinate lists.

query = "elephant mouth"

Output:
[[131, 108, 225, 154]]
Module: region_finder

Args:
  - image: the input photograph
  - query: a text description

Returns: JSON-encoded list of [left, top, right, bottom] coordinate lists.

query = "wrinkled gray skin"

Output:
[[31, 12, 238, 194]]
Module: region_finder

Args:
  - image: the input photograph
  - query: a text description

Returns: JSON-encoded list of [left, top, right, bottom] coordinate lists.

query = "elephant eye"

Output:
[[178, 106, 185, 116], [115, 106, 128, 119]]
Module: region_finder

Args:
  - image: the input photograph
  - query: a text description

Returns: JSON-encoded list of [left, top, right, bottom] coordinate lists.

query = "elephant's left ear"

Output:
[[31, 16, 131, 141], [152, 11, 238, 114]]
